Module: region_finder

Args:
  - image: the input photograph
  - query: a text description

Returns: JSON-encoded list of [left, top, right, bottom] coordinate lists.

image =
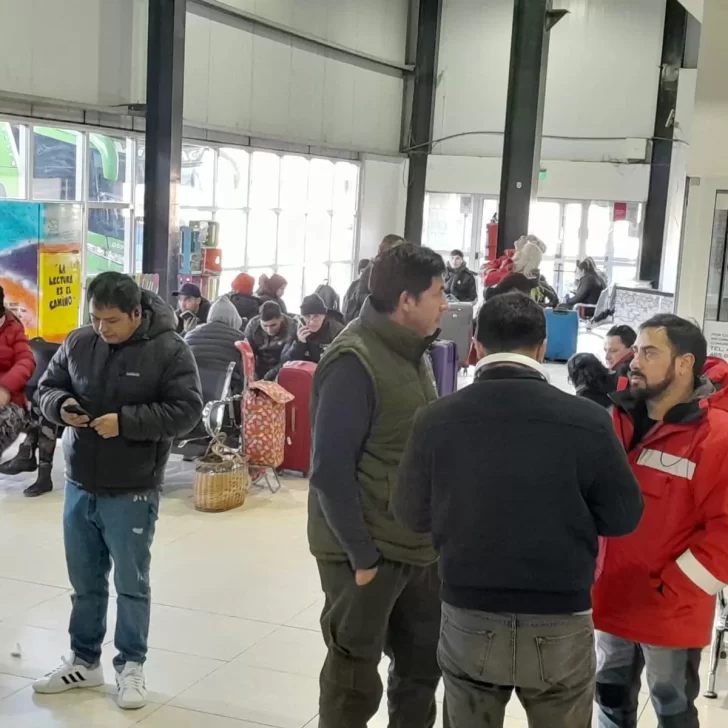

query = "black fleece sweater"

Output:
[[395, 362, 643, 615]]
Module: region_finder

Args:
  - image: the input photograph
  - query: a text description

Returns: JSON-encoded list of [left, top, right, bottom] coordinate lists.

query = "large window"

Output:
[[1, 118, 361, 318]]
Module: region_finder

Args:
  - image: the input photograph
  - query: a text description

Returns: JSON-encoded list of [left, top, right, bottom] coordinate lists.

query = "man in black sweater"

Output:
[[395, 292, 643, 728]]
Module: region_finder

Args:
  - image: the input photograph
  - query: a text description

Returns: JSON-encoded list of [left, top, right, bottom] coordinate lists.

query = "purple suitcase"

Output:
[[430, 340, 458, 396]]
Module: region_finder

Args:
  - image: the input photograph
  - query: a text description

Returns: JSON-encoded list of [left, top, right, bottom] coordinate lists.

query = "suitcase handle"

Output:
[[291, 407, 296, 435], [552, 310, 571, 316]]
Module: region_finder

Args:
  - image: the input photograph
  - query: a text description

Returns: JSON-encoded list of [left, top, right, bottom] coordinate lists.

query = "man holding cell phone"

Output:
[[33, 272, 202, 711]]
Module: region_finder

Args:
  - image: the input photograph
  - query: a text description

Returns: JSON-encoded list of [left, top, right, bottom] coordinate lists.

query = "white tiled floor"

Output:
[[0, 346, 726, 726]]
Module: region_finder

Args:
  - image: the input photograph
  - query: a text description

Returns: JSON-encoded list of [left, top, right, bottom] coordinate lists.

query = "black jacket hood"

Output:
[[139, 290, 178, 340]]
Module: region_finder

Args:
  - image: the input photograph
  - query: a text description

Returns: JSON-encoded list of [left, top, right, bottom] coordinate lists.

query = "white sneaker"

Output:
[[115, 662, 146, 710], [32, 654, 104, 694]]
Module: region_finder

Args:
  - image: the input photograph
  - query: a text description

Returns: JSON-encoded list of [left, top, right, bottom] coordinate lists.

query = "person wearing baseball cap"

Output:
[[172, 283, 210, 334]]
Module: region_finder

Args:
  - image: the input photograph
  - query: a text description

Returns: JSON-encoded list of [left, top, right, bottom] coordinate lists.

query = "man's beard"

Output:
[[630, 368, 675, 402]]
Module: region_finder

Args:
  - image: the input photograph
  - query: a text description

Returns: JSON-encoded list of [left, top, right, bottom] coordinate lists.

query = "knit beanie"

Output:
[[209, 295, 243, 329], [231, 272, 255, 295], [301, 294, 327, 316]]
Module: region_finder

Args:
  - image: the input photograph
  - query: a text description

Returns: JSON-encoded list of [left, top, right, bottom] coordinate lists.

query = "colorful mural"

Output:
[[0, 201, 82, 341]]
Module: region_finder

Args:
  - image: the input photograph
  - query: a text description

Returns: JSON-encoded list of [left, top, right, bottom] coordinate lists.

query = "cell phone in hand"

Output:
[[63, 403, 90, 417]]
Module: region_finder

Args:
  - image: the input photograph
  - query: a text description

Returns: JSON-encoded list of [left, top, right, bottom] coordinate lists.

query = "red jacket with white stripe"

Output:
[[593, 377, 728, 648]]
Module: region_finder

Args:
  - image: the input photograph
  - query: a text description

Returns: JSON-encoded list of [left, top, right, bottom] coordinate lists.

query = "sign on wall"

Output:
[[703, 320, 728, 361]]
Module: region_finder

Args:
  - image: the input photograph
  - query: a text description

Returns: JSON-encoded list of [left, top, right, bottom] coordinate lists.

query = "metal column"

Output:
[[403, 0, 442, 246], [496, 1, 566, 255], [143, 0, 187, 301], [639, 0, 687, 286]]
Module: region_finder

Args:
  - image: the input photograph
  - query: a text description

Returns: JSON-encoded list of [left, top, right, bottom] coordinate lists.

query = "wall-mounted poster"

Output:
[[0, 201, 41, 336], [0, 201, 82, 342], [704, 320, 728, 361], [38, 204, 82, 342]]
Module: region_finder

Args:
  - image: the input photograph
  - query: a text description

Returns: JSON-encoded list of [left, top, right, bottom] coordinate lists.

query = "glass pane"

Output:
[[32, 126, 83, 200], [612, 219, 640, 262], [180, 209, 211, 227], [218, 269, 240, 294], [215, 209, 247, 268], [277, 211, 305, 265], [87, 208, 130, 274], [0, 122, 28, 199], [329, 262, 353, 301], [333, 162, 358, 215], [216, 147, 249, 208], [88, 134, 132, 203], [250, 151, 280, 208], [135, 142, 146, 206], [330, 214, 355, 262], [563, 203, 582, 258], [529, 201, 561, 255], [180, 144, 215, 207], [586, 202, 611, 258], [280, 155, 309, 211], [278, 264, 303, 312], [133, 217, 144, 274], [540, 258, 555, 284], [308, 158, 334, 211], [247, 209, 278, 266], [304, 263, 329, 296], [705, 192, 728, 321], [559, 259, 579, 300], [611, 265, 637, 285], [305, 213, 332, 263], [424, 193, 469, 255]]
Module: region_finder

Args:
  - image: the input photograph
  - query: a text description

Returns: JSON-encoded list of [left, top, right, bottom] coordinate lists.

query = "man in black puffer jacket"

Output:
[[35, 272, 202, 710], [185, 295, 244, 396]]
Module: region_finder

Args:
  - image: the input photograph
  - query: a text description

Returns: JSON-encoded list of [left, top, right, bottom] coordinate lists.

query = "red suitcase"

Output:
[[279, 361, 317, 475]]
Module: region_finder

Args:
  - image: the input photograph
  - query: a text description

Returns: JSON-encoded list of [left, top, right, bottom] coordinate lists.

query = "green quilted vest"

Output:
[[308, 300, 438, 567]]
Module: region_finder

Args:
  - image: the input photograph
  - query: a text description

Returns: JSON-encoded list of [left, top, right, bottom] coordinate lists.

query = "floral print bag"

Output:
[[243, 380, 294, 467]]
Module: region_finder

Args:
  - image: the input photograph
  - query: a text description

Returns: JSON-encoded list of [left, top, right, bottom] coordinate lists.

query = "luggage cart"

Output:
[[704, 589, 728, 699]]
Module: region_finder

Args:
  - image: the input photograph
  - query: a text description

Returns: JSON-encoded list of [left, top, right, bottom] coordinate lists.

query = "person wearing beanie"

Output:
[[281, 293, 345, 366], [0, 285, 36, 477], [184, 296, 245, 394], [228, 272, 260, 328], [244, 300, 295, 380], [256, 273, 288, 314]]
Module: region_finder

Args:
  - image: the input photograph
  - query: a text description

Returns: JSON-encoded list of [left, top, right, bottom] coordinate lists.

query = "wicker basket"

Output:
[[194, 450, 250, 513]]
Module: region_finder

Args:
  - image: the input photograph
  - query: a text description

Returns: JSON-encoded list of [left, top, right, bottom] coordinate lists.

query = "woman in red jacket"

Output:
[[0, 287, 35, 456]]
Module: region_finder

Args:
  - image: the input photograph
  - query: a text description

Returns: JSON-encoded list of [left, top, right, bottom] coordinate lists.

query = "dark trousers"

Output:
[[595, 631, 701, 728], [439, 603, 595, 728], [24, 401, 57, 465], [64, 481, 159, 668], [316, 559, 445, 728]]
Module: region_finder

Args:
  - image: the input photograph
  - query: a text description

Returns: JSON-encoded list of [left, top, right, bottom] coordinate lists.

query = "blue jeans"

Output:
[[63, 481, 159, 669], [595, 631, 701, 727]]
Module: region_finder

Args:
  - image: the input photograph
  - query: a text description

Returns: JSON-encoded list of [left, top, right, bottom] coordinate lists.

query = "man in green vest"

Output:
[[309, 242, 449, 728]]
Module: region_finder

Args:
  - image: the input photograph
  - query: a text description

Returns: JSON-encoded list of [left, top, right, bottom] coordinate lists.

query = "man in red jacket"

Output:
[[0, 287, 35, 457], [594, 314, 728, 727]]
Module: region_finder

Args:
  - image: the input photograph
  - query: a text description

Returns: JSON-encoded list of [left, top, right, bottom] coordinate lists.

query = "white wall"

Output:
[[429, 0, 666, 201], [183, 0, 407, 154], [0, 0, 407, 155], [357, 156, 407, 261], [426, 155, 650, 203], [0, 0, 144, 108]]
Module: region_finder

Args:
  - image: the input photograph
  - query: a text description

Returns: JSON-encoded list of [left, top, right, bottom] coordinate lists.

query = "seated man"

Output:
[[605, 324, 636, 377], [445, 249, 477, 302], [173, 283, 210, 335], [244, 301, 294, 380], [281, 294, 345, 366], [185, 296, 244, 395]]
